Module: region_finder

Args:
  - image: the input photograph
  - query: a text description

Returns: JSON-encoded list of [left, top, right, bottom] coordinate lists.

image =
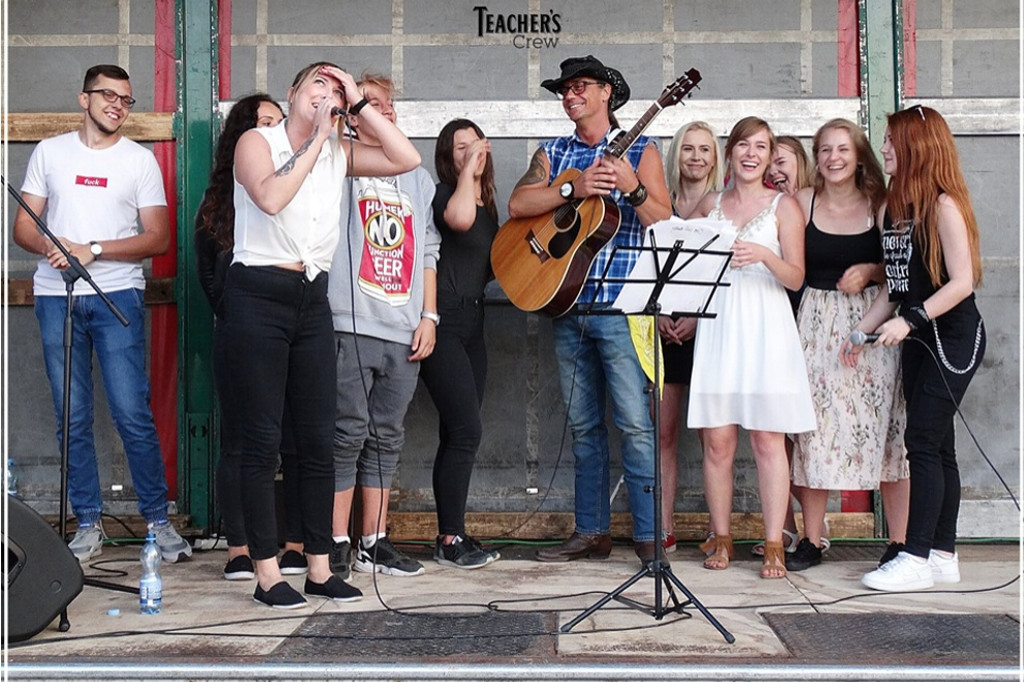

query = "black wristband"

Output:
[[901, 303, 930, 331], [349, 98, 370, 116], [626, 182, 648, 207]]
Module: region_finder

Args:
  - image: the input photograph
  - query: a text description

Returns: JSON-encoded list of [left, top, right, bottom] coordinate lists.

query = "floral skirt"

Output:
[[791, 286, 908, 489]]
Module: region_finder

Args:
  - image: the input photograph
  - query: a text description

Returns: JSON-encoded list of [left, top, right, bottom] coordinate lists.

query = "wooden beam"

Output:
[[6, 277, 177, 306], [7, 112, 175, 142], [386, 511, 876, 541]]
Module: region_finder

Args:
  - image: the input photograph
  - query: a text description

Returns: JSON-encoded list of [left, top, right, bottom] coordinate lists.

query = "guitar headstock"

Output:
[[657, 68, 702, 108]]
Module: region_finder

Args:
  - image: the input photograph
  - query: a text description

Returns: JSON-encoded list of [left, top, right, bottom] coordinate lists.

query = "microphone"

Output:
[[330, 106, 347, 117], [848, 329, 880, 346]]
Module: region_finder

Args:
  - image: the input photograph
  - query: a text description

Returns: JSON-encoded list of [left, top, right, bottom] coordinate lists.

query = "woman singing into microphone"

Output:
[[220, 62, 419, 608], [843, 106, 985, 592]]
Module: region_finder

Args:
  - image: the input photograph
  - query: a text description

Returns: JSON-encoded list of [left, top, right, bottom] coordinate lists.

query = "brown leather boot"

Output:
[[535, 532, 612, 562], [634, 541, 670, 567]]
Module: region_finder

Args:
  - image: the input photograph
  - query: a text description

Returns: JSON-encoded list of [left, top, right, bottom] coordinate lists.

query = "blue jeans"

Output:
[[552, 310, 655, 541], [35, 289, 169, 525]]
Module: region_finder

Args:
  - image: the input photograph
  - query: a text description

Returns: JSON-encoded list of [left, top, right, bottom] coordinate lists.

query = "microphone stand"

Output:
[[4, 177, 139, 634]]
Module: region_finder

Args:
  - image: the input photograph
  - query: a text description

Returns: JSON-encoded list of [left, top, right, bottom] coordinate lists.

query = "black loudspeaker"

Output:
[[3, 495, 84, 642]]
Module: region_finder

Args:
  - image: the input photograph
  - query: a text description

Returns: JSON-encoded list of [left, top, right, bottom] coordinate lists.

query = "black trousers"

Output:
[[218, 264, 335, 560], [214, 402, 304, 547], [902, 307, 985, 558], [419, 296, 487, 536]]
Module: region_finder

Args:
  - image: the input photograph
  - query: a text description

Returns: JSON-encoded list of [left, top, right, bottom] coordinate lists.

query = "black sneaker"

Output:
[[278, 549, 308, 575], [878, 541, 904, 567], [785, 537, 823, 572], [463, 535, 501, 562], [304, 575, 363, 603], [329, 540, 351, 580], [354, 536, 425, 577], [434, 535, 497, 569], [223, 555, 255, 581], [253, 581, 307, 609]]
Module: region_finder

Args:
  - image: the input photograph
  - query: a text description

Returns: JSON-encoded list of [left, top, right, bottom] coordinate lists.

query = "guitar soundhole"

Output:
[[548, 205, 581, 259]]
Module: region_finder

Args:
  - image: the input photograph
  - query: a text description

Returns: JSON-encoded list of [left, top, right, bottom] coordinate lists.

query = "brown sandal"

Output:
[[761, 540, 787, 579], [702, 534, 733, 570]]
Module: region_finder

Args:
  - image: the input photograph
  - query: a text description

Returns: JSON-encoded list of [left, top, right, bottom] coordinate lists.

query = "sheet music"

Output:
[[613, 216, 737, 314]]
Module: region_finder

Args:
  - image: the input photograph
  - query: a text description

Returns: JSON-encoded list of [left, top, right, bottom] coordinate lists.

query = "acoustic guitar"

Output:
[[491, 68, 702, 317]]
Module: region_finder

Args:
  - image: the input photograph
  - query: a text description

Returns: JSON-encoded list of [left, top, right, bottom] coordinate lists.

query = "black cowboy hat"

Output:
[[541, 55, 630, 111]]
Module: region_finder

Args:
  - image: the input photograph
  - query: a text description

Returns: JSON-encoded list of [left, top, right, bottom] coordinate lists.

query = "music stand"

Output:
[[4, 177, 139, 635], [560, 223, 735, 643]]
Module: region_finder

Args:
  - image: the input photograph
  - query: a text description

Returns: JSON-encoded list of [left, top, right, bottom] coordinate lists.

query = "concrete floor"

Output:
[[5, 539, 1021, 681]]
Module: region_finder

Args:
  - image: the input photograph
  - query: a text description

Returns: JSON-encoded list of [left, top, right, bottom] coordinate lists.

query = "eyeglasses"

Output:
[[910, 104, 926, 121], [83, 88, 137, 109], [556, 80, 603, 99]]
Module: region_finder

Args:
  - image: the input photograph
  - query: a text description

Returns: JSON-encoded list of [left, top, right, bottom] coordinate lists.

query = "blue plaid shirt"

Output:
[[541, 129, 655, 304]]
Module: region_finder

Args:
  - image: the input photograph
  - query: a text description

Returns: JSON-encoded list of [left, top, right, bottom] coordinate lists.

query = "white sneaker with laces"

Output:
[[861, 551, 934, 591], [928, 549, 960, 584], [68, 522, 105, 562]]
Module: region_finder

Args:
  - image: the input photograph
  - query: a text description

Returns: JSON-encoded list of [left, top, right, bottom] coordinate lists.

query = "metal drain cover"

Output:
[[765, 613, 1019, 664], [275, 611, 553, 659]]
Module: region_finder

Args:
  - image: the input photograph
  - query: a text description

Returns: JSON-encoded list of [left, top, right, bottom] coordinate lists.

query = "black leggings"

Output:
[[902, 308, 985, 559], [419, 298, 487, 536]]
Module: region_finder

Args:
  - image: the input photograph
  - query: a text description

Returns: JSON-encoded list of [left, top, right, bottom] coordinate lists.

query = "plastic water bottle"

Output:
[[6, 459, 18, 498], [139, 532, 162, 615]]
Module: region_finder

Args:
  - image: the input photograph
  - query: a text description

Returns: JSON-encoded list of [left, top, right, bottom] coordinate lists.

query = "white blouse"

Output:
[[233, 122, 348, 279]]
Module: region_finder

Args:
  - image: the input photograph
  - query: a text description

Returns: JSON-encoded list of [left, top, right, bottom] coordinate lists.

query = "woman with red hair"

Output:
[[845, 106, 985, 592]]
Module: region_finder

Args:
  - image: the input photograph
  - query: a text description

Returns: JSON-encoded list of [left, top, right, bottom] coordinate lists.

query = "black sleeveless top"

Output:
[[804, 192, 882, 290]]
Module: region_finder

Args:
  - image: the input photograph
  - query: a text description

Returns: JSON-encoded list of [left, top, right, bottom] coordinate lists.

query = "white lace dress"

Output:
[[687, 193, 817, 433]]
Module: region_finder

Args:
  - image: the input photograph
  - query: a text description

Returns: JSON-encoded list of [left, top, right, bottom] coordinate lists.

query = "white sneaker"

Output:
[[861, 551, 934, 591], [928, 549, 961, 584], [68, 522, 105, 562]]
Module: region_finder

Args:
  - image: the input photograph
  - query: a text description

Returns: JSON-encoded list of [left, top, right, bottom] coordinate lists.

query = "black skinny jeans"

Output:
[[218, 264, 335, 560], [215, 411, 305, 547], [902, 307, 986, 559], [419, 296, 487, 536]]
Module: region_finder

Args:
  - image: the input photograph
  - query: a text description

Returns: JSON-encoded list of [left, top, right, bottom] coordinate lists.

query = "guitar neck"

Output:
[[607, 102, 663, 159]]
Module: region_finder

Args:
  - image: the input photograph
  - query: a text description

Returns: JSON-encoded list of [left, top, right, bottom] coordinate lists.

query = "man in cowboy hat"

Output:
[[508, 55, 672, 566]]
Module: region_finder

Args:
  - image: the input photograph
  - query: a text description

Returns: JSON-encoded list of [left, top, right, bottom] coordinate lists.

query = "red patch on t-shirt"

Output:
[[75, 175, 108, 188]]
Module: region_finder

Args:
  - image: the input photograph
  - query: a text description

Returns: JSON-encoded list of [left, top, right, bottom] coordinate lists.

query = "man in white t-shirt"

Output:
[[13, 64, 191, 564]]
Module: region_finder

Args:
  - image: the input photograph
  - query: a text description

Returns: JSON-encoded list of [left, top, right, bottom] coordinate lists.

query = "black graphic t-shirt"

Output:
[[881, 210, 917, 302], [882, 208, 977, 322]]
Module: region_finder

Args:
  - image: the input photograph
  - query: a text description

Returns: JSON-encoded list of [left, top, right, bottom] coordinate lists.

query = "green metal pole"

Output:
[[859, 0, 905, 538], [860, 0, 904, 153], [177, 0, 218, 531]]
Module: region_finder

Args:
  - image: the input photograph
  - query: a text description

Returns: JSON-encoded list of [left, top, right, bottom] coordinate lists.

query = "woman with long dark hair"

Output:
[[847, 106, 985, 591], [419, 119, 501, 569], [195, 93, 286, 582]]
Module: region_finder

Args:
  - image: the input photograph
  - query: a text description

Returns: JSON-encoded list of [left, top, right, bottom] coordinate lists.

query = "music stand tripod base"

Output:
[[558, 235, 735, 644]]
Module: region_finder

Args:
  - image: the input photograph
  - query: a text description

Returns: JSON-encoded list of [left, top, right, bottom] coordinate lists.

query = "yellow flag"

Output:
[[628, 315, 663, 397]]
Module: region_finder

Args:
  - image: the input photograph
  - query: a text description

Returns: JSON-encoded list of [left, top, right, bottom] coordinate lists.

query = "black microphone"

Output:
[[330, 106, 347, 117], [848, 330, 880, 346]]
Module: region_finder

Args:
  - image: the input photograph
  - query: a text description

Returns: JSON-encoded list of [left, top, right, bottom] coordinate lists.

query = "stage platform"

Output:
[[5, 539, 1020, 681]]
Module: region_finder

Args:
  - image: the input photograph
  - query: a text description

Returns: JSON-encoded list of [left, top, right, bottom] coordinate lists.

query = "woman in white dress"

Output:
[[687, 116, 816, 579]]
